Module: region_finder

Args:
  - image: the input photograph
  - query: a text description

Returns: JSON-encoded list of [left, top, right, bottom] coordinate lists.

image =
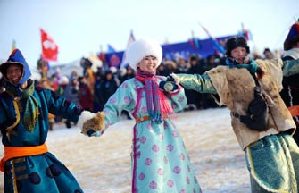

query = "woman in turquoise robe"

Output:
[[81, 39, 202, 193]]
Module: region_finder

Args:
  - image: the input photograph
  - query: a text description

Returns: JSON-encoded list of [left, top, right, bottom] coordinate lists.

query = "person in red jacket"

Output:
[[79, 76, 94, 111]]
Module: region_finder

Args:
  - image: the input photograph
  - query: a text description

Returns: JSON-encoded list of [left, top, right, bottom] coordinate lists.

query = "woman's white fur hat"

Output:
[[125, 38, 162, 70]]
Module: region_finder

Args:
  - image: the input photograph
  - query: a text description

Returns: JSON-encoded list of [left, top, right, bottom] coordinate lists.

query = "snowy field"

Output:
[[0, 108, 251, 193]]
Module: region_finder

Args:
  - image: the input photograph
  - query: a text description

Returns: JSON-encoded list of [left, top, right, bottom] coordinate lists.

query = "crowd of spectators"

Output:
[[0, 48, 276, 129]]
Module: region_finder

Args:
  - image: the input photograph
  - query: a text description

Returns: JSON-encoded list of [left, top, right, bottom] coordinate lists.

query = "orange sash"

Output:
[[135, 115, 169, 123], [0, 144, 48, 172], [288, 105, 299, 116]]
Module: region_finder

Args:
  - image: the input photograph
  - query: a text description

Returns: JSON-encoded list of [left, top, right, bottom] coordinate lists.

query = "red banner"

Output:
[[40, 29, 58, 61]]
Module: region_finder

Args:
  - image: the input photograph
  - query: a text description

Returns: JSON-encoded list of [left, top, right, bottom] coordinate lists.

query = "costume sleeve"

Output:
[[174, 73, 217, 94], [42, 89, 82, 122], [283, 58, 299, 77], [103, 80, 136, 128], [0, 101, 7, 132], [166, 86, 187, 113]]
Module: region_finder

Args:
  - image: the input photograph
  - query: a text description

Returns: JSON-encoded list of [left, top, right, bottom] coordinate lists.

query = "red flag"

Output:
[[40, 29, 58, 61]]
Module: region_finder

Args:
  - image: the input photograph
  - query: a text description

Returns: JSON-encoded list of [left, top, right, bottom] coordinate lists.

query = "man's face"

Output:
[[6, 64, 22, 84], [264, 51, 272, 59], [106, 73, 113, 80], [231, 47, 247, 64]]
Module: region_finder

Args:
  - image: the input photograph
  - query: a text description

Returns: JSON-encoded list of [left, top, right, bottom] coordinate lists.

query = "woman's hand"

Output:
[[79, 111, 105, 137], [159, 80, 178, 92]]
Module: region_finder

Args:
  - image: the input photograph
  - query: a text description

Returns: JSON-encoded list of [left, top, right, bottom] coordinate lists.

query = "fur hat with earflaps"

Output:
[[125, 38, 162, 70], [0, 49, 31, 84], [284, 20, 299, 51], [226, 37, 250, 57]]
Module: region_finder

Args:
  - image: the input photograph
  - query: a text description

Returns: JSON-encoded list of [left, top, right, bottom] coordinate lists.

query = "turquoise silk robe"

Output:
[[102, 77, 202, 193]]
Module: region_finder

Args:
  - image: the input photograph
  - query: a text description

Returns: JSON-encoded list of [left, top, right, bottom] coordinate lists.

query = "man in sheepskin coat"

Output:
[[171, 37, 299, 193]]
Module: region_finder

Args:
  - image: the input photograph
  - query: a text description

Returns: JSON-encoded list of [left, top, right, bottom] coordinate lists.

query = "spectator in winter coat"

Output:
[[63, 72, 80, 128], [93, 70, 104, 112], [262, 48, 274, 60], [120, 65, 135, 84], [79, 76, 93, 111], [280, 20, 299, 146], [95, 70, 118, 111]]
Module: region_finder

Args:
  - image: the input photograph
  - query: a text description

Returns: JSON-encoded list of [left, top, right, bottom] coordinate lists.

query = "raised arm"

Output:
[[42, 89, 82, 122], [171, 72, 217, 94], [103, 80, 136, 128], [80, 80, 136, 137]]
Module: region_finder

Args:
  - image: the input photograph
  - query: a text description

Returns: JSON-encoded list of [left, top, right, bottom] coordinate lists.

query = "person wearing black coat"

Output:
[[280, 20, 299, 145]]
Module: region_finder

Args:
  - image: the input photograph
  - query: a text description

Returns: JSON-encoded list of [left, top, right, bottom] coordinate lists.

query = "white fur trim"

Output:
[[283, 48, 299, 59], [170, 73, 180, 84], [125, 38, 162, 70], [78, 110, 96, 128]]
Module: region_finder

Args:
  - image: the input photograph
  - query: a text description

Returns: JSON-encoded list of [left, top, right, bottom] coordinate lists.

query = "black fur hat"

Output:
[[226, 37, 250, 57]]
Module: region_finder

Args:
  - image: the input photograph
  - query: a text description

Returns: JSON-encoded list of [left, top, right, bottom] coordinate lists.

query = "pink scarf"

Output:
[[135, 70, 173, 123]]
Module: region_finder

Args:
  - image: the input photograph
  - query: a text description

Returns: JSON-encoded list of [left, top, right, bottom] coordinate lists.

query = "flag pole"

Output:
[[11, 39, 16, 51], [198, 22, 225, 55]]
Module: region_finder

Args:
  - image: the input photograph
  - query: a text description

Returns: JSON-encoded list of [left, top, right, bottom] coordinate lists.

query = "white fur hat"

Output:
[[125, 38, 162, 70]]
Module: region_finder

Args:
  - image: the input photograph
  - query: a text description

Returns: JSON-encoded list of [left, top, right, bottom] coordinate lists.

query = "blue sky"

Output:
[[0, 0, 298, 69]]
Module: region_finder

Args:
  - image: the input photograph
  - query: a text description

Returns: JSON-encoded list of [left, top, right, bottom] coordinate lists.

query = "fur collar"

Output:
[[284, 48, 299, 59]]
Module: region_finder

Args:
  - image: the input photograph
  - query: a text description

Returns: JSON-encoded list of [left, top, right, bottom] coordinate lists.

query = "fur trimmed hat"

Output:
[[0, 49, 31, 84], [226, 37, 250, 57], [284, 20, 299, 51], [125, 38, 162, 70]]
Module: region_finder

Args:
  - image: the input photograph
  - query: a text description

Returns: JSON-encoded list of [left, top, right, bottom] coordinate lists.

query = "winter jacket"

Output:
[[176, 59, 296, 149]]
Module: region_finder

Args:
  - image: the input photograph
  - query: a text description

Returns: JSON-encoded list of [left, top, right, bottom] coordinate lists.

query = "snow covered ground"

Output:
[[0, 108, 251, 193]]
